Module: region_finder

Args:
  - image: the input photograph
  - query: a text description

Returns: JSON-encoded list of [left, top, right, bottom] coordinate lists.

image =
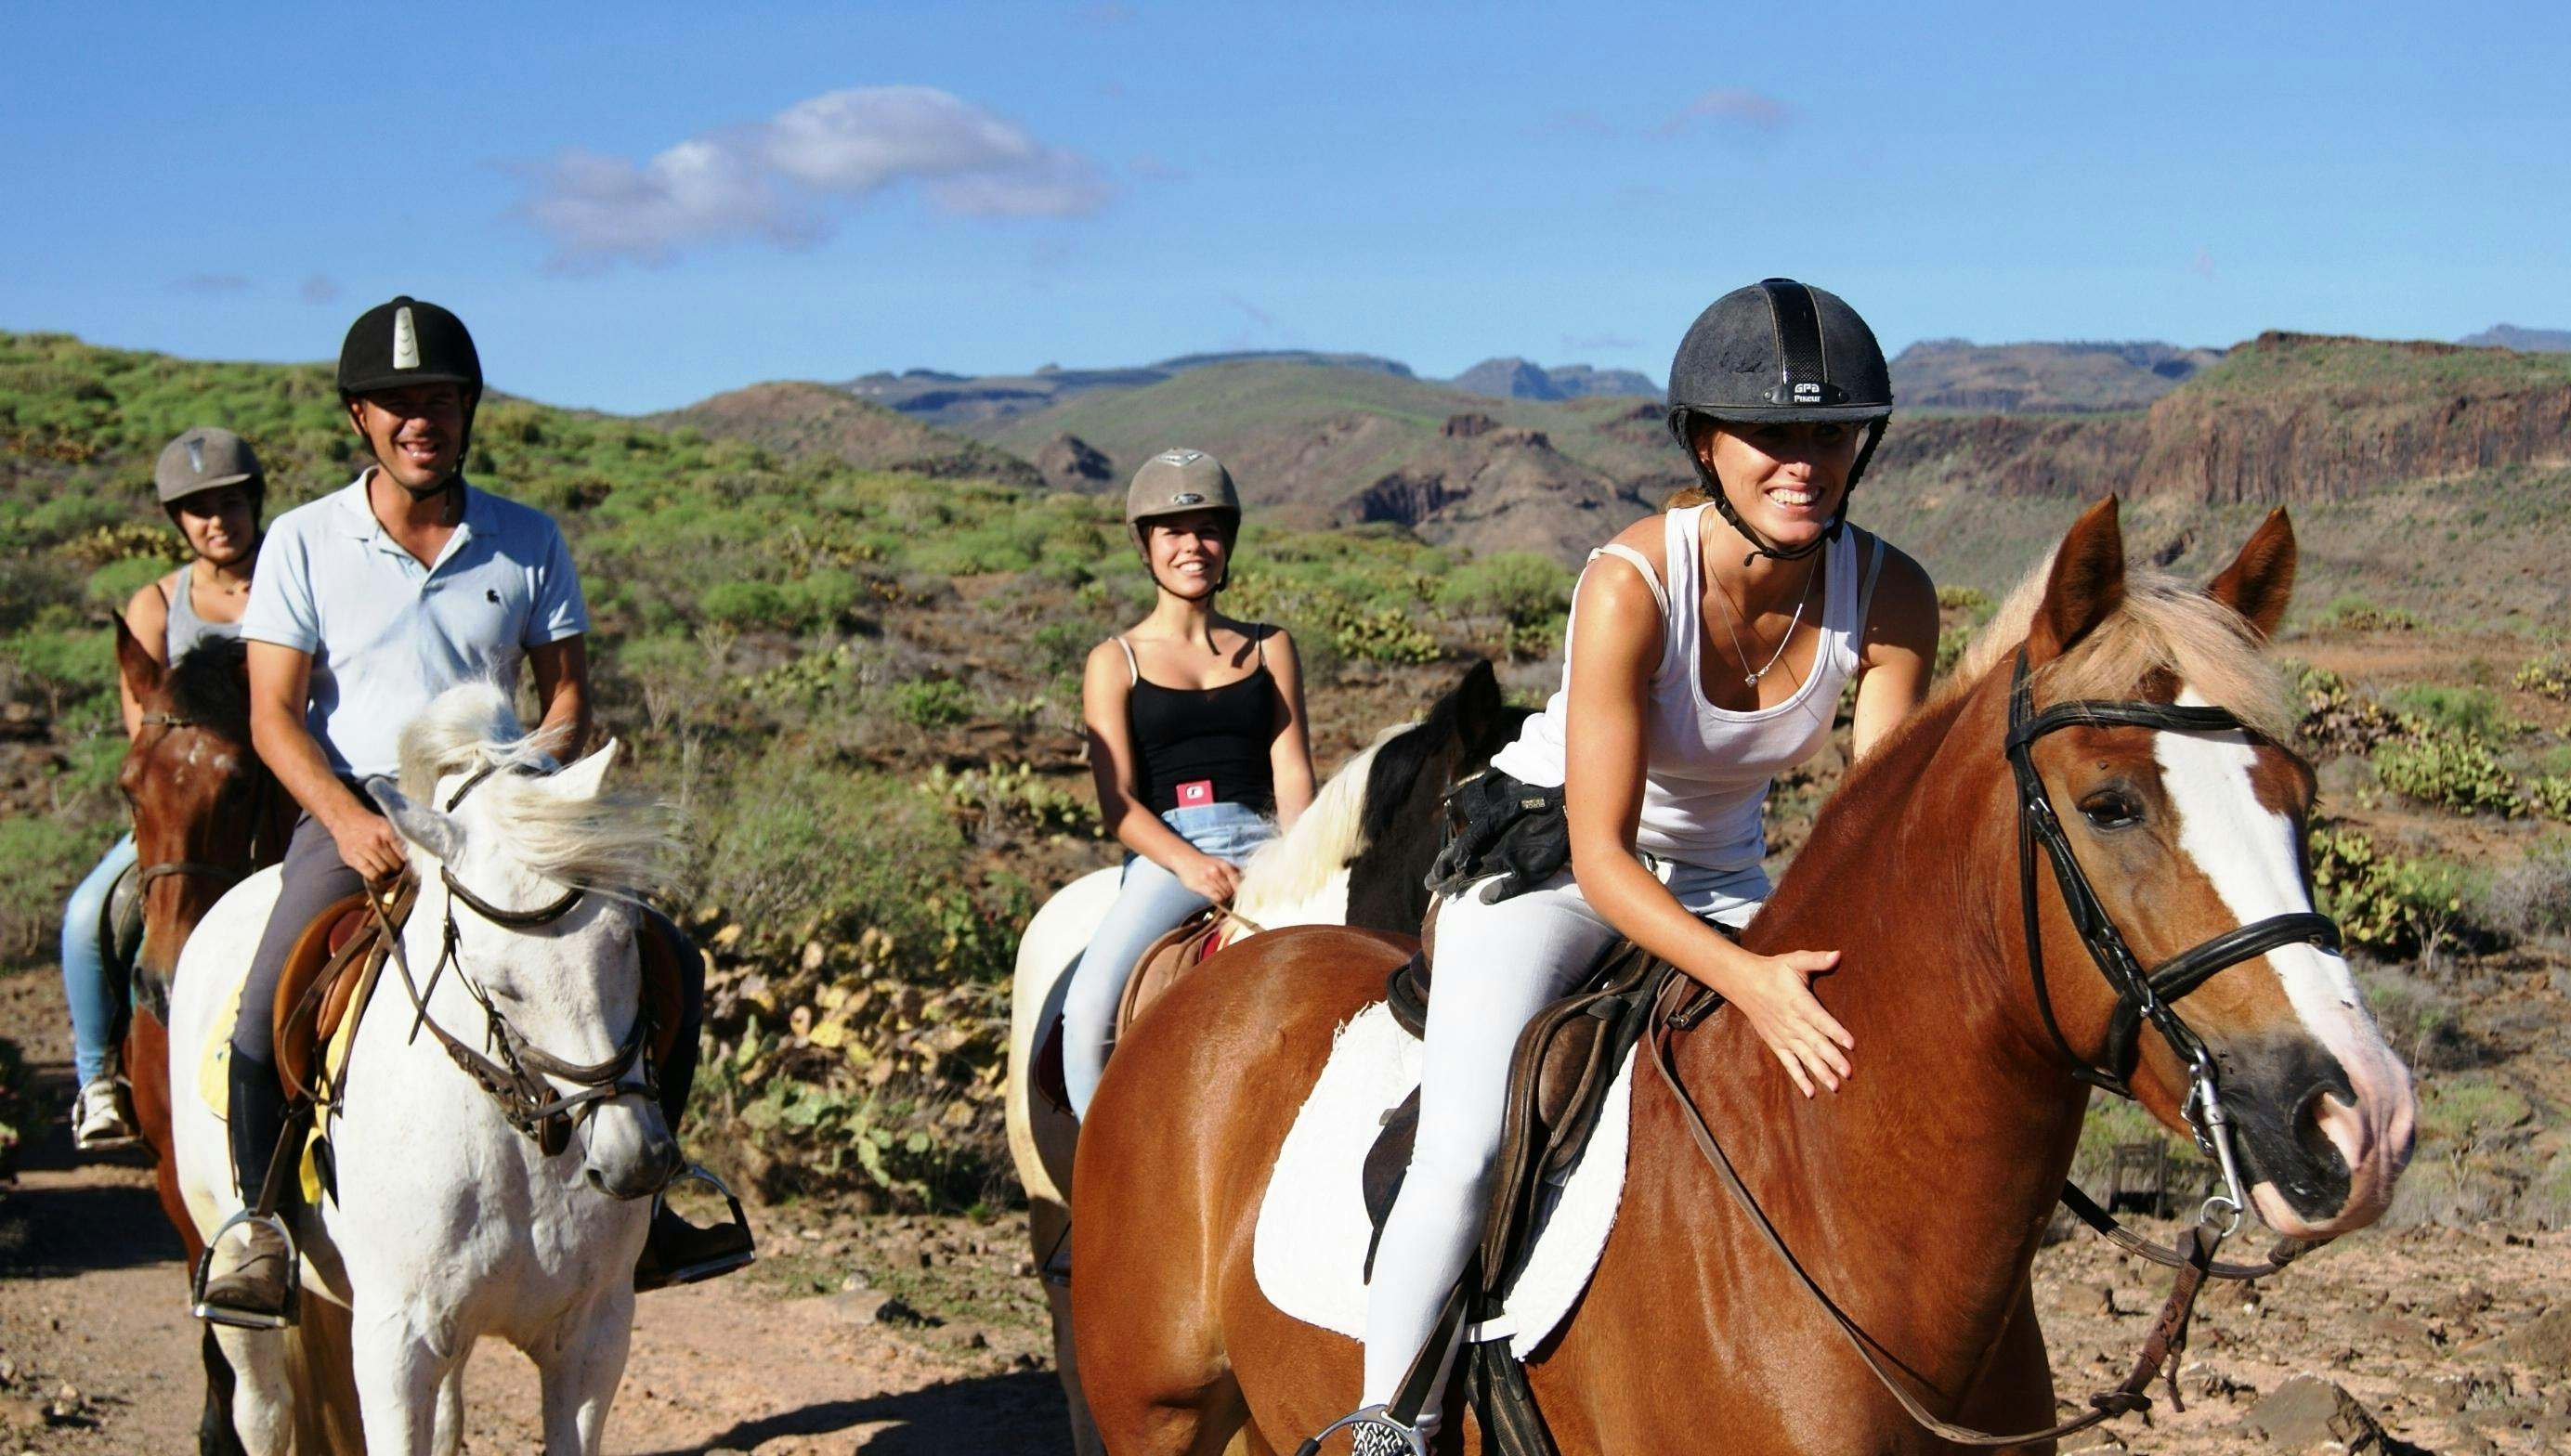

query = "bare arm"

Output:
[[117, 582, 173, 739], [1561, 555, 1853, 1098], [247, 640, 404, 882], [1082, 642, 1238, 901], [1262, 628, 1316, 829], [1848, 545, 1938, 761], [526, 633, 592, 762]]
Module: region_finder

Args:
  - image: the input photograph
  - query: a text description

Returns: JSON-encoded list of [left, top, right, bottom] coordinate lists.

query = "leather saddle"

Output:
[[270, 878, 686, 1104], [1361, 940, 1693, 1291], [1033, 905, 1231, 1114]]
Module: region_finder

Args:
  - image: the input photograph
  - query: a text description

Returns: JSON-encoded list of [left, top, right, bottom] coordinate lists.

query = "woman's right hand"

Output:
[[1729, 948, 1853, 1098], [1175, 852, 1242, 904]]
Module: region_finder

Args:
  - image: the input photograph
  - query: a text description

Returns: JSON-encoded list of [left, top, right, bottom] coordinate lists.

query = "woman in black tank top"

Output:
[[1057, 449, 1316, 1118]]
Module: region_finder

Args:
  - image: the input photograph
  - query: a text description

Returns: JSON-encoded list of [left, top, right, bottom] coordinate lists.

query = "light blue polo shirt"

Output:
[[242, 472, 588, 777]]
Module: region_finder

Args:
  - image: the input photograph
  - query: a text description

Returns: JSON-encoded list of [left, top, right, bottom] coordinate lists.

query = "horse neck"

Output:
[[1655, 676, 2091, 1369]]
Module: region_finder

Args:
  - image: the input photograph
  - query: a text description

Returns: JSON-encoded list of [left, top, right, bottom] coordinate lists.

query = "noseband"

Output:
[[372, 762, 653, 1158], [2004, 649, 2340, 1230]]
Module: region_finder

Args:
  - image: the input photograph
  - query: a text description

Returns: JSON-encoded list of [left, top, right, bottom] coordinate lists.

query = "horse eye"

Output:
[[2079, 789, 2143, 830]]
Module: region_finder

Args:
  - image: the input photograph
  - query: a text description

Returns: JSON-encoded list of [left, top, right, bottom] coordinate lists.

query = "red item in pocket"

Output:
[[1175, 779, 1215, 807]]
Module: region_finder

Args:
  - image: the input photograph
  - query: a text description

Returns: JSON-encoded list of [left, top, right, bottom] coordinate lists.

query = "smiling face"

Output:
[[167, 484, 258, 567], [349, 381, 467, 492], [1693, 418, 1865, 550], [1144, 509, 1233, 599]]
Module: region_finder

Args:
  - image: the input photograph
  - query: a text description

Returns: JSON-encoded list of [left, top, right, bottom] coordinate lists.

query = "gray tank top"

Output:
[[161, 568, 242, 662]]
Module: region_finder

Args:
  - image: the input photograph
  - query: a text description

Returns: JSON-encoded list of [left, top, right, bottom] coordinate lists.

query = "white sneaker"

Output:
[[72, 1076, 137, 1150]]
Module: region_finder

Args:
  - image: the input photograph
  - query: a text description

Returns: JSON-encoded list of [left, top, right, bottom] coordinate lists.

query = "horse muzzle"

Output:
[[581, 1100, 683, 1202], [2218, 1023, 2416, 1238]]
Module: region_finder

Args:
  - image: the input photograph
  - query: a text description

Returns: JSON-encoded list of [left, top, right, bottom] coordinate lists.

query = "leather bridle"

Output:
[[2003, 648, 2341, 1232], [131, 709, 273, 891], [366, 762, 655, 1158]]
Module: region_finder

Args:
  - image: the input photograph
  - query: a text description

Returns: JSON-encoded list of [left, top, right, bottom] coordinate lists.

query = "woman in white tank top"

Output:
[[1333, 280, 1944, 1452]]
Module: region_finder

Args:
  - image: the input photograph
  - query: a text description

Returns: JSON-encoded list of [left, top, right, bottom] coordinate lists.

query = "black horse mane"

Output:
[[165, 636, 252, 733], [1355, 659, 1527, 850]]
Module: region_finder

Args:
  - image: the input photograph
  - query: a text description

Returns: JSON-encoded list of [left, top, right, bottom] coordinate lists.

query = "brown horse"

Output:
[[111, 621, 294, 1260], [1071, 501, 2416, 1454]]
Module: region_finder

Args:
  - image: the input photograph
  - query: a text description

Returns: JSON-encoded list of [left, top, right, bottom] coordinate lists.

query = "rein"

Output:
[[366, 763, 653, 1158], [1638, 648, 2344, 1447]]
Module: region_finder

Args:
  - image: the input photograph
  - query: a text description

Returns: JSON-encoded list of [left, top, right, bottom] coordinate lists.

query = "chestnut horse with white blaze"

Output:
[[1071, 500, 2415, 1454]]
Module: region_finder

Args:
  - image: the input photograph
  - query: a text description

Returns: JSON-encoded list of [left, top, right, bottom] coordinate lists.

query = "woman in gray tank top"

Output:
[[61, 428, 263, 1151], [1325, 282, 1947, 1452]]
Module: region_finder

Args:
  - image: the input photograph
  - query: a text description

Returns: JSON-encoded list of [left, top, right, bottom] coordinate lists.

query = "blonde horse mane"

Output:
[[395, 681, 686, 899], [1935, 544, 2293, 740], [1232, 721, 1408, 923]]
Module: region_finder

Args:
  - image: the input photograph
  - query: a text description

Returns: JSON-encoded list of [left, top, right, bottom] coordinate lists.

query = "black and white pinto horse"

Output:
[[1004, 659, 1523, 1456]]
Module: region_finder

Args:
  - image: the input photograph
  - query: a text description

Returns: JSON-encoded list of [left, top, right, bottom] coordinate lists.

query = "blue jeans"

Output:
[[1062, 801, 1276, 1118], [61, 833, 138, 1086]]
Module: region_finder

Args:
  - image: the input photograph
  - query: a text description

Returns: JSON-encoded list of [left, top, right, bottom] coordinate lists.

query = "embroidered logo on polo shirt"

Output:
[[487, 589, 501, 604]]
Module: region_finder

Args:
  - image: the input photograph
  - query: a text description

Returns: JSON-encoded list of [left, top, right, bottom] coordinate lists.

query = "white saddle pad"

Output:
[[1252, 1001, 1635, 1359]]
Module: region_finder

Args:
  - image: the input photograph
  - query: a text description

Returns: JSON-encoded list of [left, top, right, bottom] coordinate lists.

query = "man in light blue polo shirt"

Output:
[[202, 296, 744, 1325]]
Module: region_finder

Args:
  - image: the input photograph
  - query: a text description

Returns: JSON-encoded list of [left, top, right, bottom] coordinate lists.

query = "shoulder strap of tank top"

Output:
[[1854, 530, 1886, 646], [1254, 624, 1269, 668], [1586, 543, 1670, 618], [1113, 635, 1138, 687], [156, 572, 176, 610]]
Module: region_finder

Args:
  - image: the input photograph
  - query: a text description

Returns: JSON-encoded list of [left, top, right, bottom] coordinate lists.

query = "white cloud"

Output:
[[1658, 89, 1794, 136], [515, 85, 1114, 270]]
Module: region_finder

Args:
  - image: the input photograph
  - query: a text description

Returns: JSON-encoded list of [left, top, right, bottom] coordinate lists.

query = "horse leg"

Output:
[[532, 1290, 636, 1456], [431, 1362, 464, 1456], [287, 1298, 367, 1456], [209, 1327, 294, 1456], [197, 1326, 246, 1456], [1955, 1283, 2060, 1455], [348, 1302, 458, 1456]]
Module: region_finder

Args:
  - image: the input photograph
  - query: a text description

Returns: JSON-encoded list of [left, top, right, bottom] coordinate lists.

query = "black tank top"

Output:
[[1124, 632, 1279, 814]]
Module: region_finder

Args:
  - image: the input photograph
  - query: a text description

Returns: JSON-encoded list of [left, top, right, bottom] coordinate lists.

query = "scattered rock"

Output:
[[873, 1295, 943, 1329], [2484, 1302, 2571, 1374], [2070, 1281, 2116, 1315], [2241, 1373, 2383, 1450], [1442, 412, 1499, 439]]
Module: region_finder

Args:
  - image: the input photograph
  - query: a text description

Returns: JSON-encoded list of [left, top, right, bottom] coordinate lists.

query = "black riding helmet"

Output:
[[336, 295, 484, 494], [1664, 279, 1893, 564]]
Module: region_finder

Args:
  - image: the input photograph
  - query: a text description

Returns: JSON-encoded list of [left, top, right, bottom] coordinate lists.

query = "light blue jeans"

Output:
[[61, 833, 138, 1086], [1062, 800, 1276, 1118]]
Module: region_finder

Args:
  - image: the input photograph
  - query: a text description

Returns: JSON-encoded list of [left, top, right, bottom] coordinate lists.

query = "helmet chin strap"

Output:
[[1681, 412, 1883, 569]]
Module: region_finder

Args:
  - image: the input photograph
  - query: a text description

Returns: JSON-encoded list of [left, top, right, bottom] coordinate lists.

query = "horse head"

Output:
[[1340, 657, 1532, 931], [1982, 499, 2414, 1239], [114, 624, 281, 985], [373, 691, 685, 1202]]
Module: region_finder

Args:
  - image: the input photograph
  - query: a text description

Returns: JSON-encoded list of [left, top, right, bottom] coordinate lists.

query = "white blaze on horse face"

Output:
[[2156, 690, 2415, 1222]]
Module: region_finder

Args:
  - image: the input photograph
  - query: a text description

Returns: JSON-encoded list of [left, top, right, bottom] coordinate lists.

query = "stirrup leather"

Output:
[[646, 1164, 757, 1285], [1296, 1405, 1429, 1456], [190, 1209, 302, 1330]]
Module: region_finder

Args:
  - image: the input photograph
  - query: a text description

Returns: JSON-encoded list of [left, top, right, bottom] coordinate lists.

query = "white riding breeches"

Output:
[[1359, 859, 1765, 1425]]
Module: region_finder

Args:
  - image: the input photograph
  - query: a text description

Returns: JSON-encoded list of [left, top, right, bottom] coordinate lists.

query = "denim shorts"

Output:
[[1133, 799, 1276, 867]]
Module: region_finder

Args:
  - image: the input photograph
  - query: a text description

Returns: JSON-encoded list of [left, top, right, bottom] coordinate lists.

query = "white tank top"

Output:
[[1489, 504, 1884, 871]]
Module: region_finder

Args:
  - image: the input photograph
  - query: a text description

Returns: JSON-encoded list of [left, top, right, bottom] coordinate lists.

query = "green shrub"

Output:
[[2315, 593, 2421, 631], [0, 813, 119, 956], [1436, 552, 1573, 656], [2372, 728, 2525, 817], [2310, 825, 2476, 957], [85, 555, 170, 612], [2530, 775, 2571, 823], [890, 678, 972, 729], [2385, 684, 2525, 739], [698, 579, 795, 630], [2482, 836, 2571, 942]]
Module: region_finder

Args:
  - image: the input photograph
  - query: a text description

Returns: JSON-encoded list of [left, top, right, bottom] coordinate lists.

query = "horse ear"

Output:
[[368, 781, 463, 864], [114, 614, 163, 699], [1452, 658, 1503, 754], [2205, 507, 2297, 642], [2026, 497, 2127, 668], [544, 739, 620, 802]]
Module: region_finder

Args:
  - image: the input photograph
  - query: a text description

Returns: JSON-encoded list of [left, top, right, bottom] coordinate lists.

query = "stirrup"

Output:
[[1295, 1404, 1429, 1456], [646, 1164, 757, 1285], [190, 1209, 301, 1330]]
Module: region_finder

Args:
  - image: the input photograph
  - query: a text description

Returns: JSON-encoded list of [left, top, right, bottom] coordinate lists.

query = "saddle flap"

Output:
[[1110, 906, 1226, 1046], [638, 916, 686, 1071], [272, 893, 376, 1099]]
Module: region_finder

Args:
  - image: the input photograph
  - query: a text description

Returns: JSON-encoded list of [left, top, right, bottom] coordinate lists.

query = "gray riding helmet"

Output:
[[153, 426, 265, 505], [1664, 279, 1894, 561], [1125, 448, 1243, 594]]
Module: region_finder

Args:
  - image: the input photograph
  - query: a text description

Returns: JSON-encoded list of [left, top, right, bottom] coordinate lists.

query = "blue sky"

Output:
[[6, 1, 2564, 413]]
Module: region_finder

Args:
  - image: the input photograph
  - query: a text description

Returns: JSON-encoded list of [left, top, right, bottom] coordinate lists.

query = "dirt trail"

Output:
[[8, 957, 2571, 1454], [0, 965, 1070, 1455]]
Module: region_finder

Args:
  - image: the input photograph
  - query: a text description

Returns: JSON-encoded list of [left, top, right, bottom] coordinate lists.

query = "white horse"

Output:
[[170, 682, 686, 1455], [1004, 660, 1518, 1456]]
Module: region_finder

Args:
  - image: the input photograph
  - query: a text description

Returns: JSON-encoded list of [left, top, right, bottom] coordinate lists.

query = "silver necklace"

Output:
[[1710, 562, 1819, 688]]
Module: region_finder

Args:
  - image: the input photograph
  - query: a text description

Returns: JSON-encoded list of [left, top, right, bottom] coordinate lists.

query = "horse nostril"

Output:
[[586, 1166, 609, 1195], [2293, 1084, 2354, 1174]]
